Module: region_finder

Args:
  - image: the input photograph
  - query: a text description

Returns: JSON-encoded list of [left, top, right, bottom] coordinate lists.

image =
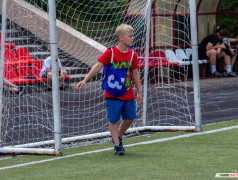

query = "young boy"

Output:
[[39, 55, 67, 91], [76, 24, 142, 155]]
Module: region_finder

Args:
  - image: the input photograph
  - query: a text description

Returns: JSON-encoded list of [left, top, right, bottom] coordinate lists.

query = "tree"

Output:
[[218, 0, 238, 37]]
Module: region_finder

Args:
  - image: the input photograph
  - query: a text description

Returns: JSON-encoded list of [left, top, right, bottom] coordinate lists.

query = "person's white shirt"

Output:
[[40, 56, 63, 77], [223, 38, 231, 46]]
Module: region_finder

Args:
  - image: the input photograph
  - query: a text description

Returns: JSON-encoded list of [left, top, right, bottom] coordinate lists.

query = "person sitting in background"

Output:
[[216, 26, 237, 77], [198, 28, 236, 77], [39, 55, 67, 91]]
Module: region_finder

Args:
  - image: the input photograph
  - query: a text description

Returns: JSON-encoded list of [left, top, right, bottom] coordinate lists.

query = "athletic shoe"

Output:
[[228, 71, 237, 77], [111, 137, 125, 151], [211, 71, 223, 77], [231, 71, 236, 75], [222, 71, 228, 77], [119, 137, 125, 153], [114, 145, 125, 156]]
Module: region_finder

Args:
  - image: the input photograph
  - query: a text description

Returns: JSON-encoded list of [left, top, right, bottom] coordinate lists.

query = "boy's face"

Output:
[[120, 30, 134, 47], [218, 33, 226, 40]]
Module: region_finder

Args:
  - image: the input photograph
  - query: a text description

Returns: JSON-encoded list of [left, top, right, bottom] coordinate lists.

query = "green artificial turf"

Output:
[[0, 120, 237, 180]]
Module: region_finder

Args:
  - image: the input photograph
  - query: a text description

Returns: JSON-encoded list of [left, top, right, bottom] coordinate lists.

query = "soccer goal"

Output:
[[0, 0, 201, 155]]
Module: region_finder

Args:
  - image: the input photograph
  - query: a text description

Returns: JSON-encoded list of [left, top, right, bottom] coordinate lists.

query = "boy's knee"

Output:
[[210, 49, 217, 56], [47, 72, 52, 79], [207, 49, 217, 59]]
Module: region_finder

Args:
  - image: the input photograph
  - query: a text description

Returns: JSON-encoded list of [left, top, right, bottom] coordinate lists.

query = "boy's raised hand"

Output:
[[76, 80, 86, 90]]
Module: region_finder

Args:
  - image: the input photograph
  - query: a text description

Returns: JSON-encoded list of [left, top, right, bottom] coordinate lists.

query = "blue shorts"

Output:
[[106, 98, 136, 123]]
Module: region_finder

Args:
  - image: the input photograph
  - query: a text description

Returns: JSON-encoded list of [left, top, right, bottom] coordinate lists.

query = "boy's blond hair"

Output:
[[116, 24, 134, 40]]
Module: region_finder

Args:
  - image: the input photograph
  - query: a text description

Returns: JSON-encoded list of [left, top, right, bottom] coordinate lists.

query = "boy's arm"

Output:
[[132, 68, 142, 105], [206, 42, 225, 51], [76, 62, 104, 90], [230, 36, 238, 43], [3, 78, 18, 88]]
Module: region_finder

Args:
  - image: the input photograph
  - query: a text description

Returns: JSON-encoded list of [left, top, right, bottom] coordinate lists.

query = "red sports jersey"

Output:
[[98, 46, 138, 100]]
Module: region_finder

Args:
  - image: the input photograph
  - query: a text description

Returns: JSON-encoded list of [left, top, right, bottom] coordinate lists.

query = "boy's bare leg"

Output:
[[218, 51, 230, 66], [118, 120, 133, 138], [47, 72, 52, 88], [206, 49, 217, 65], [231, 51, 237, 68], [59, 76, 65, 87], [4, 81, 17, 88], [223, 50, 237, 70], [59, 70, 67, 87], [109, 122, 119, 145], [47, 79, 52, 87], [3, 79, 19, 92], [59, 77, 63, 87], [4, 87, 18, 92]]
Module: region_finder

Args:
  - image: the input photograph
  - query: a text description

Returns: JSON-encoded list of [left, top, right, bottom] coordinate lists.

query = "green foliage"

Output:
[[219, 0, 238, 12], [25, 0, 48, 11], [24, 0, 127, 46], [26, 1, 237, 39], [218, 0, 238, 37]]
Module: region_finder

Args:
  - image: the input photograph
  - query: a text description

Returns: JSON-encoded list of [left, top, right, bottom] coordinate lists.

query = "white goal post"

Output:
[[0, 0, 201, 155]]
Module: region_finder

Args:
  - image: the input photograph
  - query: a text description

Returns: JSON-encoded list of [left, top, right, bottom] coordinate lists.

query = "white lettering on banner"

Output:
[[107, 75, 125, 90], [120, 78, 125, 84]]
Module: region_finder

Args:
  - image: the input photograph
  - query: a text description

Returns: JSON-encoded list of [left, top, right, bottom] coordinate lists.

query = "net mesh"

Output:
[[0, 0, 194, 150]]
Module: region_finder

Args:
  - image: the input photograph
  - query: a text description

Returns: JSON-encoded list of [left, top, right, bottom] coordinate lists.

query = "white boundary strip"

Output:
[[1, 125, 238, 171]]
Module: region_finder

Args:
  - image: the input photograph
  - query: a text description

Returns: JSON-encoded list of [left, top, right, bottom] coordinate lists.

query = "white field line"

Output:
[[1, 125, 238, 171]]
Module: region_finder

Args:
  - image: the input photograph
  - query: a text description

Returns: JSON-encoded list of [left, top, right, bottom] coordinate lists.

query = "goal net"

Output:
[[0, 0, 196, 155]]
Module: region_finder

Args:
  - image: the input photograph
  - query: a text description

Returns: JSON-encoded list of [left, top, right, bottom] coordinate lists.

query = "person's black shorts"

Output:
[[42, 71, 61, 78]]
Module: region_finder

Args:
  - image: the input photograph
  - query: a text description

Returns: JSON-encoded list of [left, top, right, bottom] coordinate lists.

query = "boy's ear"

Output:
[[118, 34, 124, 41]]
